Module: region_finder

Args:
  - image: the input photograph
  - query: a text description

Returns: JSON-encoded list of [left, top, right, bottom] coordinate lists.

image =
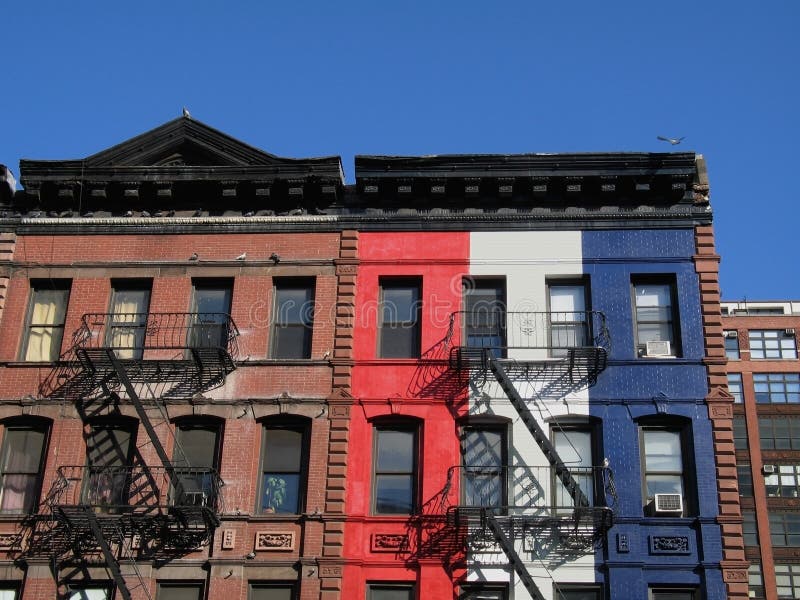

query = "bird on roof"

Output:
[[182, 107, 191, 118], [235, 252, 247, 261], [657, 136, 685, 145], [189, 252, 199, 261]]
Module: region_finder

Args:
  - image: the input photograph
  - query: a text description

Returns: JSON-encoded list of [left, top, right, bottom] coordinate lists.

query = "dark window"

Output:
[[0, 423, 48, 513], [748, 563, 765, 599], [554, 586, 603, 600], [367, 584, 415, 600], [85, 422, 135, 507], [108, 281, 151, 359], [769, 512, 800, 546], [173, 422, 221, 506], [724, 332, 740, 359], [728, 374, 743, 403], [271, 280, 314, 359], [774, 564, 800, 598], [464, 279, 506, 356], [737, 463, 752, 496], [640, 426, 686, 515], [553, 428, 595, 508], [734, 417, 748, 450], [648, 589, 698, 600], [460, 584, 508, 600], [249, 582, 296, 600], [260, 422, 306, 514], [764, 464, 800, 498], [759, 417, 800, 450], [22, 280, 71, 361], [373, 425, 417, 514], [754, 373, 800, 403], [632, 277, 680, 357], [461, 426, 506, 508], [548, 280, 589, 357], [742, 510, 758, 546], [156, 582, 203, 600], [749, 329, 797, 359], [378, 279, 421, 358], [190, 280, 233, 349]]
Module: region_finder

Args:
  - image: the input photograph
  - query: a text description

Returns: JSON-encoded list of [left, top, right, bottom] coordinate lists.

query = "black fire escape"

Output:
[[23, 312, 238, 600], [445, 310, 614, 600]]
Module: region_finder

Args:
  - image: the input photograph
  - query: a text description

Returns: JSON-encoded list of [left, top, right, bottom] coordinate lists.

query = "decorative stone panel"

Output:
[[254, 531, 295, 551]]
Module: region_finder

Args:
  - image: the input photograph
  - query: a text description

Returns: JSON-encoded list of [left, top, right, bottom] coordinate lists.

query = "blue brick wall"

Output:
[[582, 229, 724, 599]]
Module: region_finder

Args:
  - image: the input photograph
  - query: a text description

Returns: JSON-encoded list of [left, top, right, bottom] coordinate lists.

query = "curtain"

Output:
[[25, 291, 66, 361]]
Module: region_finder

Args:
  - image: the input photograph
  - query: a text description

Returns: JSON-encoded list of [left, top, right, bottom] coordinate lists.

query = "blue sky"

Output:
[[2, 1, 797, 300]]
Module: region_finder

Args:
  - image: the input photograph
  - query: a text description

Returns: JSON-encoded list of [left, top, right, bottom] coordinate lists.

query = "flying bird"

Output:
[[657, 136, 685, 145], [235, 252, 247, 261]]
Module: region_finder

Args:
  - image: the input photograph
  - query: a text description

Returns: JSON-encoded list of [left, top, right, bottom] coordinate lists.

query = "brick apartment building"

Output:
[[722, 300, 800, 599], [0, 117, 744, 599]]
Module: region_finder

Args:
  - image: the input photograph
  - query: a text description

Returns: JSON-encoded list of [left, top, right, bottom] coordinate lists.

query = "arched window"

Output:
[[0, 417, 50, 513]]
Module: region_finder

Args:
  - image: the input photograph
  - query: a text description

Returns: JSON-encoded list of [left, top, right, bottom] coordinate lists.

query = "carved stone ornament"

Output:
[[371, 533, 408, 552], [320, 565, 342, 577], [649, 535, 690, 554], [710, 404, 733, 419], [255, 531, 295, 551], [0, 533, 18, 548], [222, 529, 236, 549], [723, 569, 748, 582]]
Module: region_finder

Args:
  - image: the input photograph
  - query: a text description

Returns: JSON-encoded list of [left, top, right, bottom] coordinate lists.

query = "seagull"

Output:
[[243, 210, 255, 217], [189, 252, 199, 261], [235, 252, 247, 261], [182, 107, 191, 118], [657, 136, 685, 145]]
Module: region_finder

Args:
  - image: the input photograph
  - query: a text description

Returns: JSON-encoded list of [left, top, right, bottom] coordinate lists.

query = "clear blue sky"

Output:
[[2, 1, 797, 300]]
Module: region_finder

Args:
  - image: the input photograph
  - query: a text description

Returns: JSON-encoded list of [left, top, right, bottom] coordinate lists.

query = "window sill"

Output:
[[237, 359, 330, 366]]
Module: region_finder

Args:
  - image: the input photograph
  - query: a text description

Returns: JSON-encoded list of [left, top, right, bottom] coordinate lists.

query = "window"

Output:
[[378, 279, 421, 358], [759, 417, 800, 450], [0, 589, 16, 600], [463, 278, 506, 356], [461, 425, 506, 508], [554, 586, 602, 600], [632, 277, 679, 357], [765, 464, 800, 497], [754, 373, 800, 403], [271, 279, 314, 359], [724, 332, 740, 359], [156, 582, 203, 600], [65, 586, 111, 600], [249, 582, 296, 600], [460, 585, 508, 600], [742, 510, 758, 546], [549, 280, 589, 357], [775, 564, 800, 599], [648, 589, 697, 600], [733, 417, 748, 450], [367, 584, 415, 600], [108, 281, 151, 359], [747, 563, 765, 599], [85, 422, 136, 507], [749, 330, 797, 359], [737, 463, 752, 496], [190, 280, 233, 349], [553, 428, 594, 508], [0, 423, 48, 513], [373, 424, 417, 514], [173, 421, 221, 506], [640, 427, 685, 515], [768, 512, 800, 546], [260, 421, 307, 514], [22, 280, 70, 361], [728, 374, 743, 403]]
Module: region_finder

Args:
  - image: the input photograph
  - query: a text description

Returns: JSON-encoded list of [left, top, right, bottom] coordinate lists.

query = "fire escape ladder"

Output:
[[484, 513, 546, 600], [488, 358, 590, 508]]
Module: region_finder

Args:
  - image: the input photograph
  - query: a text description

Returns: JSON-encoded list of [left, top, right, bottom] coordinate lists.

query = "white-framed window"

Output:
[[640, 426, 687, 516], [632, 277, 679, 357], [22, 280, 71, 361], [748, 329, 797, 359]]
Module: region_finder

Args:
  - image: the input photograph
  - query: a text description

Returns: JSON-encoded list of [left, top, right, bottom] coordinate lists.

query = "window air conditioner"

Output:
[[762, 465, 777, 475], [785, 328, 796, 336], [645, 340, 672, 357], [649, 493, 683, 516], [724, 330, 738, 339]]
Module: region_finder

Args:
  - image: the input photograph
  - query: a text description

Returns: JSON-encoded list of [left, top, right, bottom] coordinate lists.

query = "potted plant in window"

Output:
[[263, 476, 287, 513]]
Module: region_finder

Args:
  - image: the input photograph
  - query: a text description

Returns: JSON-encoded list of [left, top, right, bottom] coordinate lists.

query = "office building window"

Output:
[[549, 281, 589, 357], [759, 417, 800, 450], [378, 279, 421, 358], [632, 277, 679, 357], [190, 280, 233, 349], [373, 424, 417, 514], [648, 589, 697, 600], [775, 564, 800, 599], [0, 422, 48, 513], [769, 513, 800, 546], [108, 281, 151, 359], [22, 281, 71, 361], [460, 585, 508, 600], [553, 428, 595, 508], [737, 463, 752, 496], [742, 510, 758, 546], [271, 279, 314, 359], [464, 278, 506, 356], [733, 417, 748, 450], [749, 329, 797, 359], [640, 426, 686, 515], [461, 425, 506, 508], [747, 563, 764, 599], [754, 373, 800, 403], [554, 587, 602, 600], [173, 421, 221, 506], [724, 332, 740, 359], [249, 583, 296, 600], [85, 422, 136, 508], [260, 421, 307, 514], [764, 464, 800, 498], [367, 584, 415, 600], [156, 582, 203, 600], [728, 373, 743, 403]]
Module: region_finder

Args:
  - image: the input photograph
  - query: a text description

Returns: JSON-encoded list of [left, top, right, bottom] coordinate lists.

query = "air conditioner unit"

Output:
[[649, 493, 683, 516], [763, 464, 777, 475], [724, 330, 738, 339], [645, 340, 672, 357], [785, 328, 796, 336]]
